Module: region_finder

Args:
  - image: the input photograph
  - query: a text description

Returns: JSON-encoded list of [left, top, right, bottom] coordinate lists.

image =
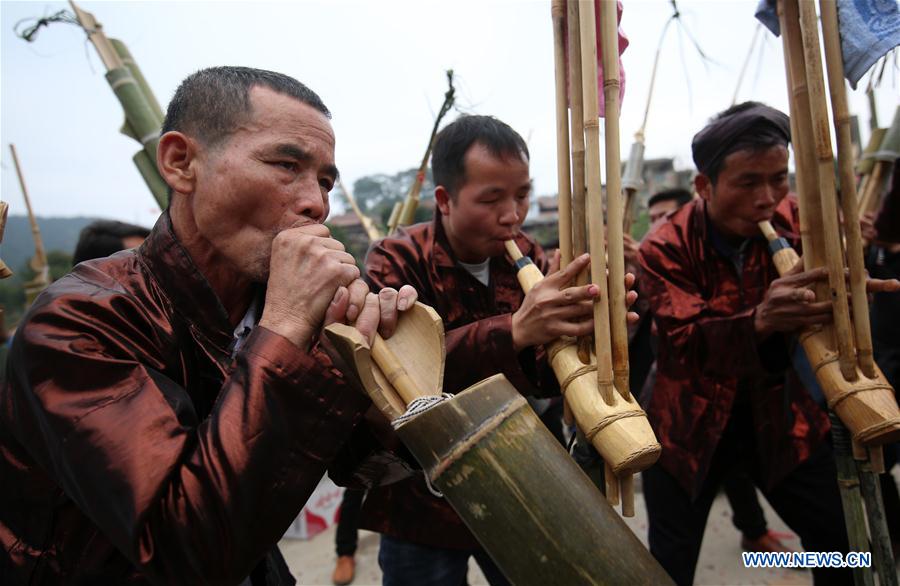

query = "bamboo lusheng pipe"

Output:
[[759, 221, 900, 447], [796, 0, 857, 382], [338, 179, 382, 242], [391, 71, 455, 233], [504, 240, 661, 515], [551, 0, 573, 267], [567, 0, 592, 365], [819, 0, 875, 378]]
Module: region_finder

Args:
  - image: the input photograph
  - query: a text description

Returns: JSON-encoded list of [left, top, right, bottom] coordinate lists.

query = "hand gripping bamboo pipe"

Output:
[[774, 0, 900, 450], [505, 240, 660, 518]]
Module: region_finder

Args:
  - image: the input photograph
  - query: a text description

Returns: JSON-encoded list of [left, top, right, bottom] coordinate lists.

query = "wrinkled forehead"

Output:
[[718, 144, 789, 177]]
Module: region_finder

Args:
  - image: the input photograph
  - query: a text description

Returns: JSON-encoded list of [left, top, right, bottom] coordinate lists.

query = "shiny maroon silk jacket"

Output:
[[359, 215, 558, 549], [0, 212, 371, 585], [638, 197, 829, 499]]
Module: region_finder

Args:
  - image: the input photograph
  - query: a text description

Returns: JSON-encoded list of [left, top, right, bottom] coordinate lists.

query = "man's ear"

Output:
[[157, 131, 198, 196], [694, 173, 713, 202], [435, 185, 452, 216]]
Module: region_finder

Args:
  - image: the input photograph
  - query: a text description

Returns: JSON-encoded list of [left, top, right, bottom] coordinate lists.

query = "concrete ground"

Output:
[[280, 488, 814, 586]]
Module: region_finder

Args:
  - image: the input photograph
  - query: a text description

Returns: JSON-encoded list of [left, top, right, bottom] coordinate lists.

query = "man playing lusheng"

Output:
[[638, 101, 900, 585], [0, 66, 417, 585], [360, 115, 637, 585]]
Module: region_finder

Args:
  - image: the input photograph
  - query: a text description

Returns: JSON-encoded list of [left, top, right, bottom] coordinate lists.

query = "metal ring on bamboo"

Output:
[[585, 410, 644, 442], [560, 364, 597, 395], [826, 383, 895, 409]]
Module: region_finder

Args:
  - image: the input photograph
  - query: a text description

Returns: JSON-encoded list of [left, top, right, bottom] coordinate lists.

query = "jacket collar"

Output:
[[137, 210, 238, 352]]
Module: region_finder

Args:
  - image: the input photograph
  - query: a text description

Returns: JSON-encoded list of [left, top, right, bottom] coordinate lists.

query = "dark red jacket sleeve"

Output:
[[8, 293, 369, 585]]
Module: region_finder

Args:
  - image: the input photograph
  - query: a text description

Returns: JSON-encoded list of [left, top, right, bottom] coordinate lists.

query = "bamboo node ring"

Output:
[[548, 340, 577, 364], [560, 364, 598, 394], [585, 410, 644, 441], [826, 383, 894, 410]]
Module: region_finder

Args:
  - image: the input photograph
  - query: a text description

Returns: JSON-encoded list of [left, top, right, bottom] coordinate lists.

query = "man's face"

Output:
[[648, 199, 682, 227], [696, 145, 789, 241], [189, 87, 336, 282], [437, 143, 532, 263]]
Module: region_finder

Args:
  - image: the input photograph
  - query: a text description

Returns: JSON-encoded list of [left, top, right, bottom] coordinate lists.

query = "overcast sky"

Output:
[[1, 0, 896, 228]]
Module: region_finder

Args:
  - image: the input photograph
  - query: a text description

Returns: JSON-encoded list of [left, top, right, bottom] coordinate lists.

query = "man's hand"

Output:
[[512, 253, 599, 351], [259, 224, 360, 351], [754, 263, 833, 339], [325, 284, 418, 345]]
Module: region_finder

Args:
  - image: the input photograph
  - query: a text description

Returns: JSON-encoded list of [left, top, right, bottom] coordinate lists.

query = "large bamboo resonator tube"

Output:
[[325, 304, 673, 585]]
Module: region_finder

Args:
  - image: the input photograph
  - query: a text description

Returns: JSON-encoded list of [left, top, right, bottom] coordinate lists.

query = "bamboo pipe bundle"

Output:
[[504, 242, 660, 485], [535, 0, 660, 517], [776, 0, 900, 447], [760, 221, 900, 448]]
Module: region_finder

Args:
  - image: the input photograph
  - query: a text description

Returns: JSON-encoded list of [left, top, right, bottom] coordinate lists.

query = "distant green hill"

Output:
[[2, 216, 103, 275]]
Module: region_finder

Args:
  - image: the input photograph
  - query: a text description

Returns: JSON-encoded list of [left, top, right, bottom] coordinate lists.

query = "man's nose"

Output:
[[499, 201, 520, 225], [756, 184, 778, 208], [297, 183, 328, 222]]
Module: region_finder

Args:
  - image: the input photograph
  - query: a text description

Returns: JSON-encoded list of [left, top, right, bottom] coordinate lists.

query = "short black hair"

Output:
[[694, 101, 790, 184], [648, 188, 692, 210], [161, 66, 330, 149], [73, 220, 151, 265], [432, 115, 529, 198]]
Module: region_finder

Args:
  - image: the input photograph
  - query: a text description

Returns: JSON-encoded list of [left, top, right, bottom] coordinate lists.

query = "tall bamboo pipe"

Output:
[[797, 0, 856, 381], [819, 0, 874, 378], [577, 0, 614, 408], [551, 0, 573, 267], [338, 179, 382, 242], [599, 0, 629, 403], [10, 145, 47, 274], [568, 0, 591, 364]]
